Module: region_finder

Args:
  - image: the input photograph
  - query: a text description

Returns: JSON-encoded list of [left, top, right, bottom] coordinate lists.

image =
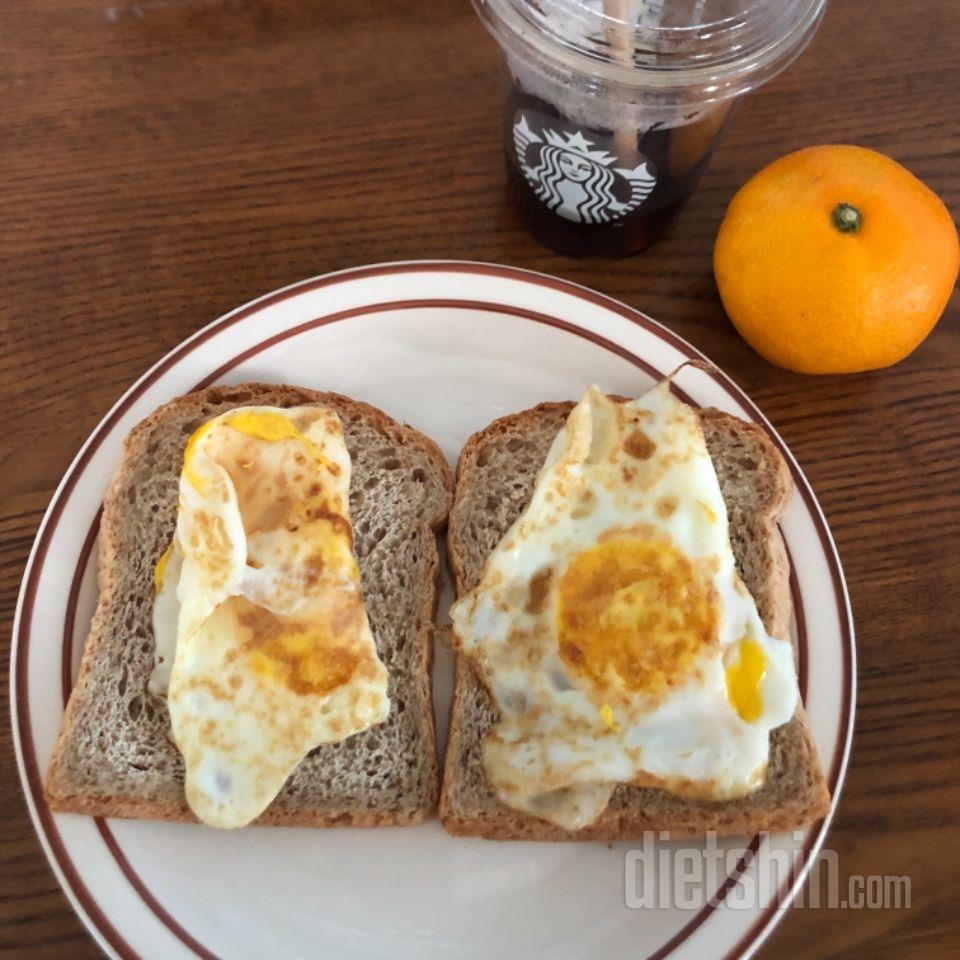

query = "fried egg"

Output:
[[152, 406, 389, 829], [449, 383, 799, 830]]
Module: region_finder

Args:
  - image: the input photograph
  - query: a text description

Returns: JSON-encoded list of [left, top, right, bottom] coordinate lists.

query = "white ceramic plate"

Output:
[[11, 261, 855, 960]]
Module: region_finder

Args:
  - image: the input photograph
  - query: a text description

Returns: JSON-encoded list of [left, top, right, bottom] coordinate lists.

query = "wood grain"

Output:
[[1, 0, 958, 957]]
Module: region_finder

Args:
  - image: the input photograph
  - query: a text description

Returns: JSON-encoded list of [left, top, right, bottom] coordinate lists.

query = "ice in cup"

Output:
[[473, 0, 828, 257]]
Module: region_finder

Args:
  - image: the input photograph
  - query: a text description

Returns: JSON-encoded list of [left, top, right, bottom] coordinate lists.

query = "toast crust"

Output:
[[441, 400, 830, 840], [46, 383, 453, 827]]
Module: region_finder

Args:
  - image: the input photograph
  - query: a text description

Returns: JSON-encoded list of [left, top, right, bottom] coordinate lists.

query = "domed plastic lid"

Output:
[[475, 0, 828, 100]]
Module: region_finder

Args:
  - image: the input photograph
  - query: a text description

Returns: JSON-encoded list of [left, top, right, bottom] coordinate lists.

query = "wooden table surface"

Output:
[[2, 0, 958, 957]]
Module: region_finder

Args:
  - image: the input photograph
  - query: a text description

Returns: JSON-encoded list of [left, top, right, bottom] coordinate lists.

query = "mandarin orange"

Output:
[[714, 145, 959, 373]]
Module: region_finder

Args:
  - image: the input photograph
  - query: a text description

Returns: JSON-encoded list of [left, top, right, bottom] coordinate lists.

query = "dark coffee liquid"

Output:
[[505, 84, 730, 258]]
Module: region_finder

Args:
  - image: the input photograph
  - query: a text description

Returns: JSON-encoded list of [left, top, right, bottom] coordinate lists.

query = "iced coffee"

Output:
[[474, 0, 828, 257]]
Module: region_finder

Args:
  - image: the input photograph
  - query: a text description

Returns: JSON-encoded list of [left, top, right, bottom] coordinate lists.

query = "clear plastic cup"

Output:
[[473, 0, 828, 257]]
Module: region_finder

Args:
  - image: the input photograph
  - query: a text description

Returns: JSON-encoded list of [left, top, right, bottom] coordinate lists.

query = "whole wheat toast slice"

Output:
[[441, 400, 830, 840], [46, 383, 453, 827]]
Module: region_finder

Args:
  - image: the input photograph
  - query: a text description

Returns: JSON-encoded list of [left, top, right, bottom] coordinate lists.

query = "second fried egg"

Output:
[[450, 383, 799, 830]]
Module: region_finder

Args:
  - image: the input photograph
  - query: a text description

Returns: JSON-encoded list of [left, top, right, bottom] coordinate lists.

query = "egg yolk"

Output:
[[154, 543, 172, 592], [698, 500, 718, 524], [236, 597, 362, 697], [725, 636, 767, 722], [599, 703, 620, 732], [224, 410, 327, 465], [556, 539, 718, 695], [182, 419, 218, 492], [182, 410, 327, 492]]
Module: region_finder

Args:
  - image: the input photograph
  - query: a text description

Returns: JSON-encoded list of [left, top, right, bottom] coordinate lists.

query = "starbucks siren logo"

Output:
[[513, 114, 656, 224]]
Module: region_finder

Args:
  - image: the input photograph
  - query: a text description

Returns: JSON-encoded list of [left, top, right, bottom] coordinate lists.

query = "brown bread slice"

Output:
[[46, 383, 453, 827], [441, 400, 831, 840]]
